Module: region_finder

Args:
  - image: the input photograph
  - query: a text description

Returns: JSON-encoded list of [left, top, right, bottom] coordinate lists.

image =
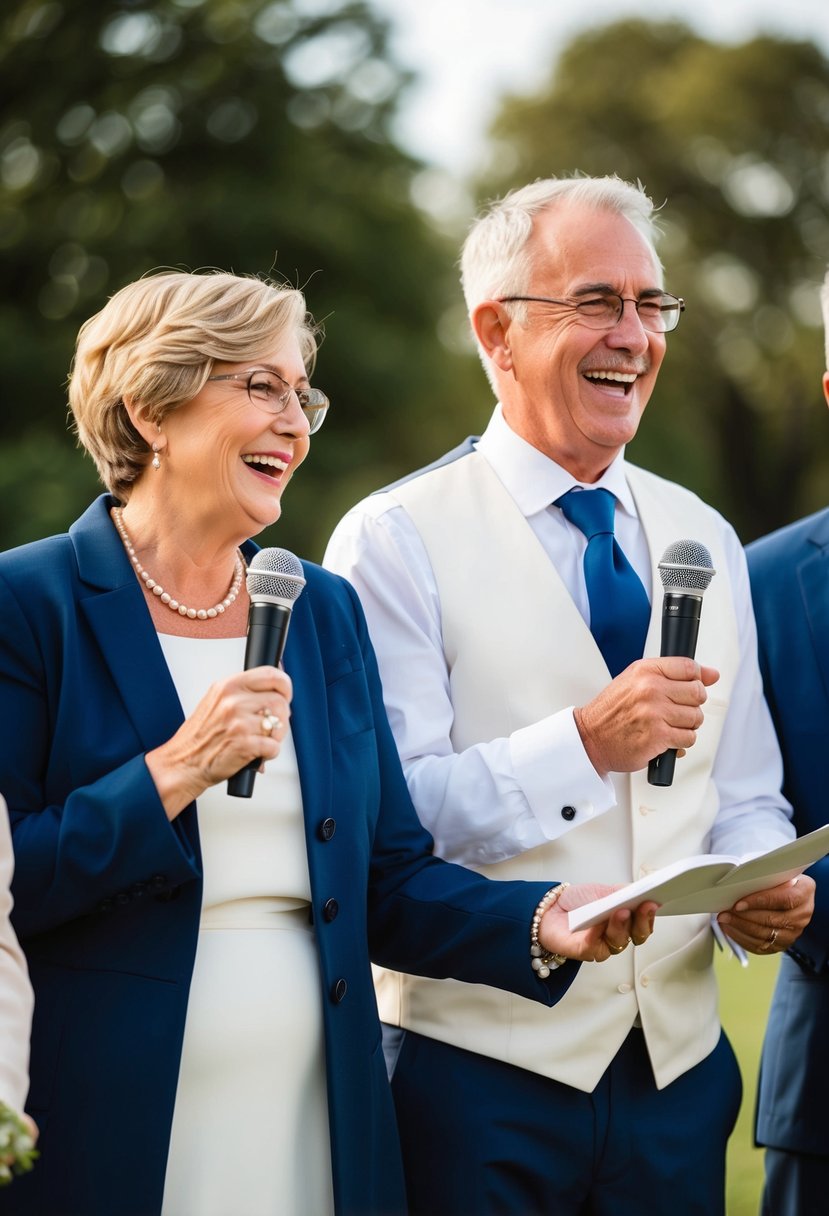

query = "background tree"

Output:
[[4, 11, 829, 557], [0, 0, 477, 559], [480, 19, 829, 541]]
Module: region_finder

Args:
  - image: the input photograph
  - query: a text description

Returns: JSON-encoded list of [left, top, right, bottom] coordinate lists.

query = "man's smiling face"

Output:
[[496, 202, 668, 483]]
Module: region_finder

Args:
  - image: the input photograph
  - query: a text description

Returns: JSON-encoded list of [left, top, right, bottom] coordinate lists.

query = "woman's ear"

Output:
[[123, 397, 164, 454], [471, 302, 513, 372]]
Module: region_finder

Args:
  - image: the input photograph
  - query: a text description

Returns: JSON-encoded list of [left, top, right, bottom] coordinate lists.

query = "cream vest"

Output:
[[376, 451, 740, 1091]]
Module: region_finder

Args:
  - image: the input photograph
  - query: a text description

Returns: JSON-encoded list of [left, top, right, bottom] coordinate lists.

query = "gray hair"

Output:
[[460, 175, 664, 389]]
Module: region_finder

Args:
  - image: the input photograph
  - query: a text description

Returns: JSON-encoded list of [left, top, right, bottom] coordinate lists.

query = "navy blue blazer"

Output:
[[748, 508, 829, 1157], [0, 496, 574, 1216]]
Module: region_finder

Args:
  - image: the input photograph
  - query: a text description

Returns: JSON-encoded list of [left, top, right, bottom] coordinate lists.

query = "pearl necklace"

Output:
[[112, 507, 245, 621]]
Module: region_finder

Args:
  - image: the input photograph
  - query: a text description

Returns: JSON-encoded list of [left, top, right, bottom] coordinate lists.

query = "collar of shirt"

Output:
[[475, 404, 638, 524]]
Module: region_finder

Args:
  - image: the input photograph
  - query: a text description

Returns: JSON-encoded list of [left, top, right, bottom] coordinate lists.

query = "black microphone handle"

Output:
[[647, 593, 703, 788], [227, 600, 293, 799]]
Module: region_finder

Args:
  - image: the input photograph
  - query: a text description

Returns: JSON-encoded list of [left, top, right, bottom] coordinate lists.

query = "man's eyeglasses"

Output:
[[497, 291, 685, 334], [207, 368, 330, 434]]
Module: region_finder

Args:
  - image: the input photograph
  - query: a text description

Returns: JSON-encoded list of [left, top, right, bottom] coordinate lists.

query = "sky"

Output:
[[369, 0, 829, 176]]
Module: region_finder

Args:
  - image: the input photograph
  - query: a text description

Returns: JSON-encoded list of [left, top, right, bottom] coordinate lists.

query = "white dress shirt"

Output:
[[324, 406, 791, 867]]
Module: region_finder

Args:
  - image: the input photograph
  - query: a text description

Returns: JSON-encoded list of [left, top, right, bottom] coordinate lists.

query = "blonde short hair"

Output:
[[69, 269, 318, 499]]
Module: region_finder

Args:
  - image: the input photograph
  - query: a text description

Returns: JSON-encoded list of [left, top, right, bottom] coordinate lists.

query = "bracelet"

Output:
[[531, 883, 570, 978]]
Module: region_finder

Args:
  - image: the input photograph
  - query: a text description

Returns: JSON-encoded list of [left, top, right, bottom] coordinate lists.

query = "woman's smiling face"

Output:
[[160, 332, 312, 541]]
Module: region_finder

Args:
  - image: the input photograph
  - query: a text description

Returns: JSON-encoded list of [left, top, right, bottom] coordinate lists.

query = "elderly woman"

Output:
[[0, 270, 649, 1216]]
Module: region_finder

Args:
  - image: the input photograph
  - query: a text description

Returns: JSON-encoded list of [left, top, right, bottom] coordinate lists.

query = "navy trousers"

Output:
[[390, 1027, 742, 1216], [762, 1147, 829, 1216]]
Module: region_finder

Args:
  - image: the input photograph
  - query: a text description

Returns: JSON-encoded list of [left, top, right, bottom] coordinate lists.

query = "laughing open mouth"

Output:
[[242, 454, 288, 478], [582, 370, 638, 394]]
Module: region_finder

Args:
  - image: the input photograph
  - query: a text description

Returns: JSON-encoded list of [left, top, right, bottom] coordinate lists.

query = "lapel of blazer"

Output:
[[798, 511, 829, 702], [71, 504, 332, 858], [70, 496, 185, 751], [281, 586, 332, 870]]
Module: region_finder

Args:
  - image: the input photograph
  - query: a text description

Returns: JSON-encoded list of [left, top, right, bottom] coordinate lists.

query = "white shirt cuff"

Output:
[[510, 707, 616, 839]]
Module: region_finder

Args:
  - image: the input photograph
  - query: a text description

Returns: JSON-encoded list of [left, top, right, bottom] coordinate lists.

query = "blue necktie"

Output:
[[555, 488, 650, 677]]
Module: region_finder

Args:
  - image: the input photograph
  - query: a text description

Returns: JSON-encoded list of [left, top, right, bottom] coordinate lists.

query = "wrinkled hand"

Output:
[[538, 883, 660, 963], [717, 874, 816, 955], [574, 658, 720, 777], [145, 666, 293, 819]]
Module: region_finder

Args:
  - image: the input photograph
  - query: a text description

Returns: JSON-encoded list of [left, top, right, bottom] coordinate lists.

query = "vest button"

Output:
[[617, 982, 632, 994], [318, 818, 337, 841], [323, 898, 339, 922], [560, 805, 576, 821], [331, 978, 348, 1003]]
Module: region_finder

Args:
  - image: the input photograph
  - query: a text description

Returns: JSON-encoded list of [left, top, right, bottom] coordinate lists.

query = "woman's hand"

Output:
[[538, 883, 659, 963], [144, 666, 293, 819]]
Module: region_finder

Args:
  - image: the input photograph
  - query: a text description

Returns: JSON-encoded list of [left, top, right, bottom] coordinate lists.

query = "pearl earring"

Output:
[[151, 443, 161, 470]]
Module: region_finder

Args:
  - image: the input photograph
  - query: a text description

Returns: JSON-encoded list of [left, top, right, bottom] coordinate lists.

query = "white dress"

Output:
[[157, 635, 334, 1216]]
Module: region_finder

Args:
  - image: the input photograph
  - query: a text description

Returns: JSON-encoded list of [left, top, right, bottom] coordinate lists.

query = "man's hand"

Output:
[[574, 657, 720, 777], [538, 883, 659, 963], [717, 874, 816, 955]]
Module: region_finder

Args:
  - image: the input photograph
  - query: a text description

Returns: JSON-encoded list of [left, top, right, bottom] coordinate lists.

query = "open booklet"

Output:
[[567, 823, 829, 931]]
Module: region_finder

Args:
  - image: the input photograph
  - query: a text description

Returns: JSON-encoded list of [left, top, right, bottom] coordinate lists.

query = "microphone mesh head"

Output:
[[657, 539, 716, 593], [246, 547, 306, 603]]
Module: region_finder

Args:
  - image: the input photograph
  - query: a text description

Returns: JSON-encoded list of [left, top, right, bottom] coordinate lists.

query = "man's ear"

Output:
[[471, 301, 514, 372]]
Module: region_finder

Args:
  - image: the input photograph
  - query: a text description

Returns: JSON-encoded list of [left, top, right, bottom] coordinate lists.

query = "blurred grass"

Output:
[[717, 951, 780, 1215]]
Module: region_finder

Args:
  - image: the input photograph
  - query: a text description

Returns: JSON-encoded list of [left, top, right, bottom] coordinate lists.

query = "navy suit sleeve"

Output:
[[0, 568, 198, 938], [334, 580, 579, 1005], [748, 531, 829, 972]]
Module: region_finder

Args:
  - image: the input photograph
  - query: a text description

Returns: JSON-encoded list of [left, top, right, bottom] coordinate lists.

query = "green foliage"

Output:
[[482, 19, 829, 540], [5, 12, 829, 555], [0, 0, 479, 559], [716, 951, 779, 1215], [0, 1101, 38, 1185]]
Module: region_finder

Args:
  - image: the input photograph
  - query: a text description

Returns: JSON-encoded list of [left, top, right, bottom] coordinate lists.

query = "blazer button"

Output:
[[155, 885, 182, 903], [318, 818, 337, 842], [323, 898, 339, 923], [115, 891, 131, 907], [149, 874, 168, 891], [560, 805, 576, 821], [97, 899, 113, 914], [331, 978, 348, 1004]]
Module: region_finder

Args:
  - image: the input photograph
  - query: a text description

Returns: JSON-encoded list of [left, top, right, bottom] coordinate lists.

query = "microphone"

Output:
[[647, 539, 716, 788], [227, 547, 306, 799]]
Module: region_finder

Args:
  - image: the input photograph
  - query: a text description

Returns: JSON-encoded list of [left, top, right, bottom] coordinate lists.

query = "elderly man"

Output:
[[324, 175, 814, 1216], [748, 268, 829, 1216]]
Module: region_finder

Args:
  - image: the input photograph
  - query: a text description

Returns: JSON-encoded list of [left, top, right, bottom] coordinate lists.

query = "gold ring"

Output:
[[767, 927, 778, 948], [607, 939, 629, 955]]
